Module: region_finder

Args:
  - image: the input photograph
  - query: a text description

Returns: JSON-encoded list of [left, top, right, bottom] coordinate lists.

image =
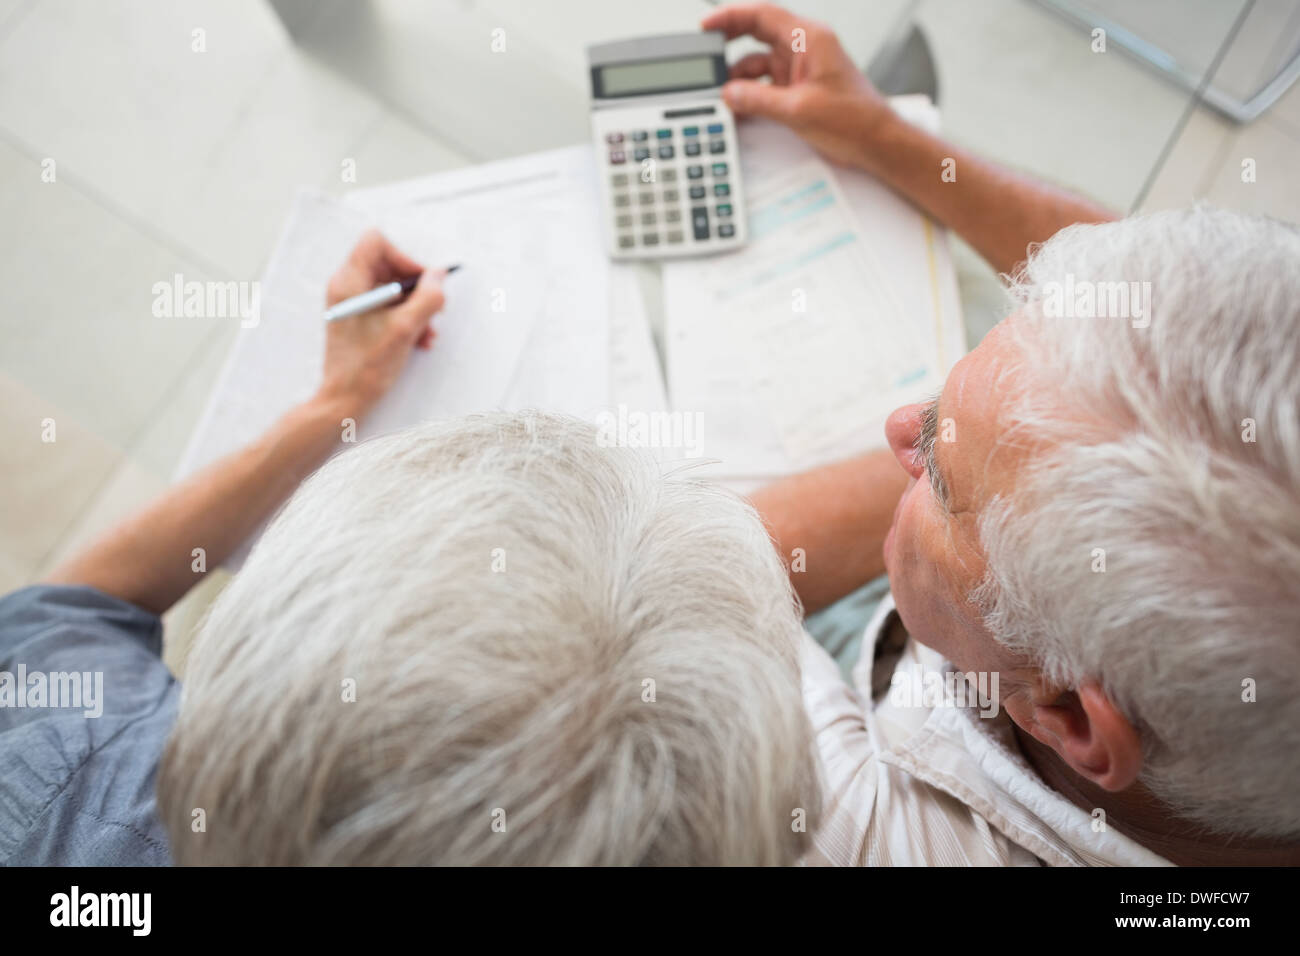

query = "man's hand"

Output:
[[317, 230, 447, 420], [702, 3, 893, 171]]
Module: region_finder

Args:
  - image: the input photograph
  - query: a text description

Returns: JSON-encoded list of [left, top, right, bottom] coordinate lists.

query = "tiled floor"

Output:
[[2, 0, 1298, 646]]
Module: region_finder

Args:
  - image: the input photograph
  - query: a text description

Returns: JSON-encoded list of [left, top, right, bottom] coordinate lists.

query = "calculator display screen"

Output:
[[598, 56, 717, 97]]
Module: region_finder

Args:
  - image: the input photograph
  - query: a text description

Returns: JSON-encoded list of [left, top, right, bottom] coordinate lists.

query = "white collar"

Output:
[[858, 594, 1173, 867]]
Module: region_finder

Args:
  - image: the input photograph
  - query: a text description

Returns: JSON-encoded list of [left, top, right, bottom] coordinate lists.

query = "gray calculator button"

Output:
[[633, 147, 650, 161], [641, 211, 657, 225], [709, 140, 726, 154], [616, 214, 633, 228], [642, 233, 660, 246], [611, 173, 628, 187], [618, 235, 635, 249], [718, 223, 736, 238], [662, 188, 679, 202], [613, 193, 631, 207], [691, 206, 709, 240], [667, 230, 684, 244], [664, 208, 681, 223], [688, 185, 705, 200], [660, 168, 677, 183], [639, 192, 654, 205], [684, 142, 701, 156], [631, 130, 648, 142], [658, 145, 674, 159], [686, 165, 704, 179]]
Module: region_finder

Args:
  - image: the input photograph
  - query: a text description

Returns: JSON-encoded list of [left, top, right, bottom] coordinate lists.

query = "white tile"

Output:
[[1203, 117, 1300, 221], [0, 140, 230, 453], [0, 0, 386, 278], [40, 456, 166, 574], [917, 0, 1191, 212], [1260, 74, 1300, 140], [1137, 106, 1233, 212], [326, 109, 471, 196], [138, 51, 385, 279], [129, 323, 236, 480], [0, 374, 123, 583]]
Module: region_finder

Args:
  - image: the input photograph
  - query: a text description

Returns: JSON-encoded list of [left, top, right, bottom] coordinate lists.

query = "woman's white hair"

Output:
[[159, 412, 820, 865], [973, 205, 1300, 839]]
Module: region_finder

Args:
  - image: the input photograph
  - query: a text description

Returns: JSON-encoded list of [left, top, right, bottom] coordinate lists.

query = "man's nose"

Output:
[[885, 403, 926, 480]]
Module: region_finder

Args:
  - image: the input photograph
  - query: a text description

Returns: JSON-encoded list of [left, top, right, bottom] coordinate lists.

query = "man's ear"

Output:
[[1013, 680, 1143, 791]]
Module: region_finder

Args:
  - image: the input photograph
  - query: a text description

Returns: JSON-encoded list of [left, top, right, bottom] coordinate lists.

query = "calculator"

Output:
[[587, 31, 748, 260]]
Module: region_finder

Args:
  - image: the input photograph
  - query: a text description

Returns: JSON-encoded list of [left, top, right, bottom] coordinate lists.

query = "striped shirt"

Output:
[[800, 594, 1173, 866]]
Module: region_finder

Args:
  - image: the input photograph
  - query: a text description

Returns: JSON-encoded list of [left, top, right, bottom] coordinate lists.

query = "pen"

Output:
[[324, 264, 461, 322]]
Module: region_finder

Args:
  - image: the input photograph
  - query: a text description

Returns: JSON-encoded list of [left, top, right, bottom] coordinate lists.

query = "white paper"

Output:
[[665, 98, 965, 479]]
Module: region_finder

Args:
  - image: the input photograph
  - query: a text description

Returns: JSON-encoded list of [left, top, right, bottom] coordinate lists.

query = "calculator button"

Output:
[[686, 165, 704, 179], [716, 203, 732, 217], [616, 213, 633, 228], [606, 132, 624, 144], [706, 123, 724, 134], [709, 140, 726, 154], [609, 150, 625, 164], [656, 128, 672, 139], [641, 211, 657, 225], [633, 147, 650, 161], [642, 233, 660, 246], [660, 168, 677, 183], [663, 188, 679, 202], [664, 208, 682, 223], [691, 206, 709, 240], [682, 125, 699, 137], [610, 173, 628, 187], [688, 185, 705, 200], [667, 230, 684, 244], [618, 235, 635, 249], [639, 191, 655, 205], [713, 183, 730, 197], [631, 130, 648, 142], [613, 193, 631, 207], [711, 163, 728, 177], [684, 141, 701, 156], [658, 145, 674, 159], [718, 223, 736, 238]]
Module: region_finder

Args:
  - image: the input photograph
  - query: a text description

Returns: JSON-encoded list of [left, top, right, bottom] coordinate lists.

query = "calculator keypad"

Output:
[[601, 119, 741, 256]]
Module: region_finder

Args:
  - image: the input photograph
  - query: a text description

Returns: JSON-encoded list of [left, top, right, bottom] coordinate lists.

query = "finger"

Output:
[[722, 78, 796, 121], [392, 269, 446, 336], [729, 52, 772, 81], [348, 229, 423, 283], [415, 326, 435, 350], [702, 3, 801, 46]]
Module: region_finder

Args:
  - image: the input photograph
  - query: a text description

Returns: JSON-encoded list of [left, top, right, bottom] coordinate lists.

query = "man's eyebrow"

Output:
[[917, 397, 953, 512]]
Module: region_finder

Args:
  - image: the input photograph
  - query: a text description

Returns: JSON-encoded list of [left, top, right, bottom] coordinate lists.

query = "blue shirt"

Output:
[[0, 585, 176, 865]]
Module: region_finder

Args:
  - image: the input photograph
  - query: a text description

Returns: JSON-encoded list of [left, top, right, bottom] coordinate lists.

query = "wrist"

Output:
[[309, 385, 374, 427], [851, 99, 905, 177]]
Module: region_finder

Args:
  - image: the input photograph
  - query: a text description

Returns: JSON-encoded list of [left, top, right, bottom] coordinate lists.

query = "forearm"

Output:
[[44, 396, 351, 615], [861, 111, 1118, 276], [750, 448, 908, 614]]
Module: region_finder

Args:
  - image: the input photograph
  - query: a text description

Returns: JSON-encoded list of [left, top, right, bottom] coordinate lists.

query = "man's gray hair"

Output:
[[974, 205, 1300, 839], [159, 412, 820, 864]]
